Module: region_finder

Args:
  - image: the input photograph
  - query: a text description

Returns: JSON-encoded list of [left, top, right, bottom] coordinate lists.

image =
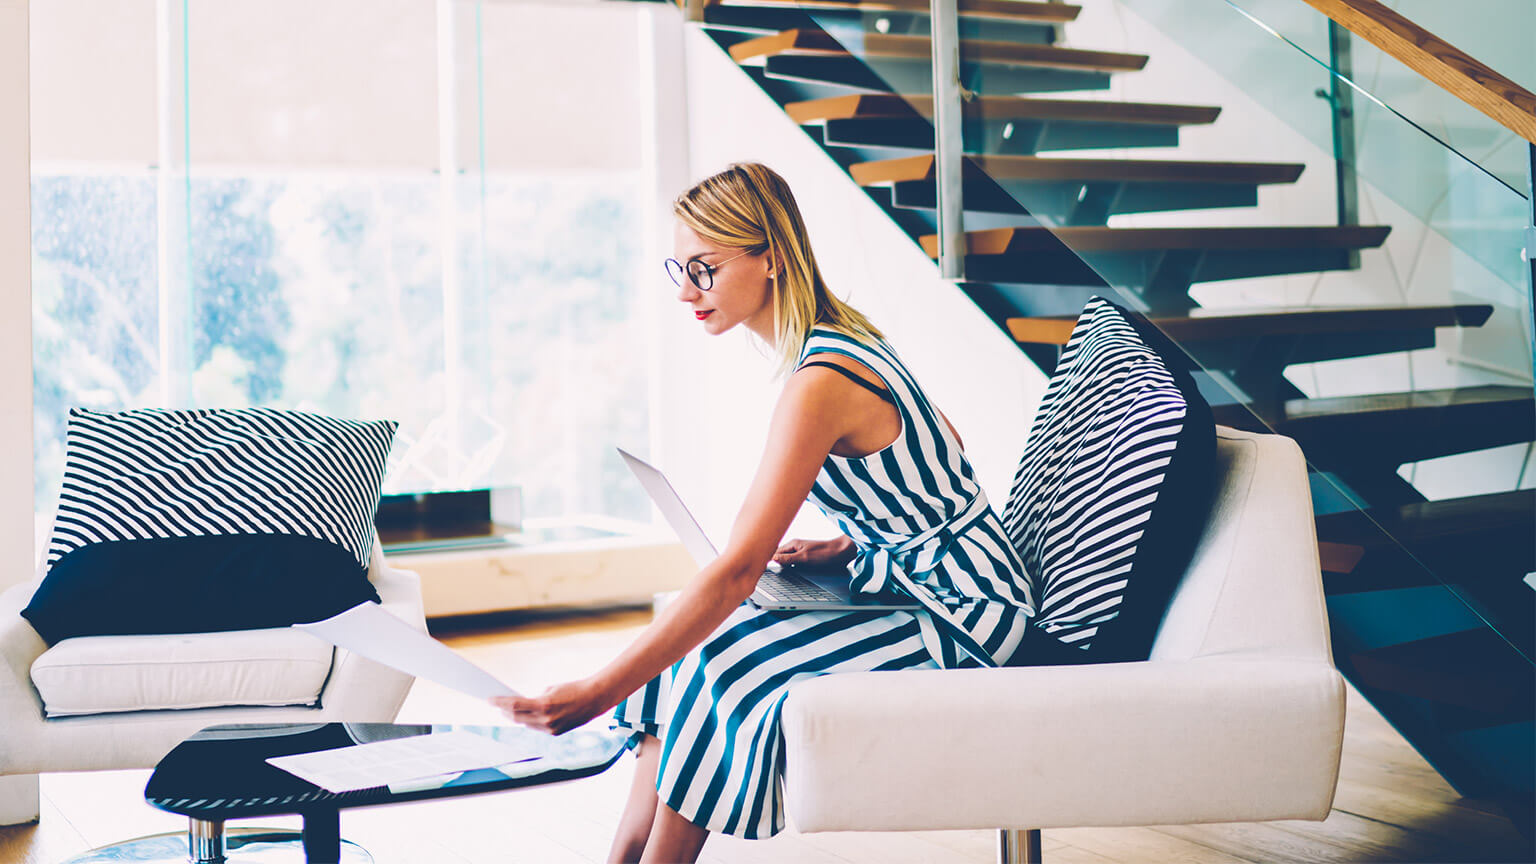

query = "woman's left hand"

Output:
[[491, 678, 610, 736]]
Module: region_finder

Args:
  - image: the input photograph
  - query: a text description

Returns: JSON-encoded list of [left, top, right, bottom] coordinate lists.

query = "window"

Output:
[[31, 0, 655, 524]]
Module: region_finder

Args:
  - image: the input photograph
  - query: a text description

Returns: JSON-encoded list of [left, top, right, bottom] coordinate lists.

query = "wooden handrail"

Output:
[[1298, 0, 1536, 145]]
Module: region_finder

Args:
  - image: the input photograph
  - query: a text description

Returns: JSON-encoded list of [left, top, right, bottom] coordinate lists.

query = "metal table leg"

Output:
[[189, 818, 226, 863], [301, 808, 341, 864]]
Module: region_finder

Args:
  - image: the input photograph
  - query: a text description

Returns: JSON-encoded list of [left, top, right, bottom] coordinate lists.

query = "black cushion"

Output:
[[22, 534, 380, 644], [1002, 297, 1215, 663], [22, 407, 397, 645]]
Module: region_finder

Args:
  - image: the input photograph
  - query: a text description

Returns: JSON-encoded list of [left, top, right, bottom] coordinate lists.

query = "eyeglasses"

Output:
[[664, 249, 755, 292]]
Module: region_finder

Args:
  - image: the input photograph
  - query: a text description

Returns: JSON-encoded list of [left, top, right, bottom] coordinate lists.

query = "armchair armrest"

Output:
[[782, 658, 1344, 834], [315, 558, 425, 722], [0, 582, 48, 772]]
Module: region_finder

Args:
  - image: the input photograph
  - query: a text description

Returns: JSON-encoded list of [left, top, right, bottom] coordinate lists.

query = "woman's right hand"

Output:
[[773, 535, 856, 567]]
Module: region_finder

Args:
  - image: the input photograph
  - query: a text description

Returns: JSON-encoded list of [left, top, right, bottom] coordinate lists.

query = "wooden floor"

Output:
[[3, 606, 1530, 864]]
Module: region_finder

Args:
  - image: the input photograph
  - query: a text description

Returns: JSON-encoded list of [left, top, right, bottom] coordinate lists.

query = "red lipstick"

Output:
[[695, 310, 712, 320]]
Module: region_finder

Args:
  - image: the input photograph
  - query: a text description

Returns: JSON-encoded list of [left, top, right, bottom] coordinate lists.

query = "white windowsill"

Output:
[[385, 516, 694, 618]]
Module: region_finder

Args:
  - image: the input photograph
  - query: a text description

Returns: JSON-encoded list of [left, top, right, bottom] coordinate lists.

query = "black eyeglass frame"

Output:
[[664, 248, 758, 292]]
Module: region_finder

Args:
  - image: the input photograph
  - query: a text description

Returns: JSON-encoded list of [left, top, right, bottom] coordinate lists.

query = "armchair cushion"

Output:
[[1002, 297, 1214, 662], [30, 626, 334, 717], [22, 408, 396, 645], [783, 659, 1344, 832]]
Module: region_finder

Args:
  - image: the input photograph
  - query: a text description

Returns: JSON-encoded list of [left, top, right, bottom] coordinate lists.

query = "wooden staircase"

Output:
[[658, 0, 1533, 829]]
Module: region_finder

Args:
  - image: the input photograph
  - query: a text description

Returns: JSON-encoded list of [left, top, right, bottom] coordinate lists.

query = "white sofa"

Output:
[[0, 536, 423, 826], [782, 427, 1346, 859]]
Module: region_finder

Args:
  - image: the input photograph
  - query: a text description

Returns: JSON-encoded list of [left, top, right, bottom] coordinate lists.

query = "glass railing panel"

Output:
[[1384, 0, 1533, 91], [1207, 0, 1532, 193], [925, 0, 1533, 812], [734, 1, 1535, 672], [935, 0, 1533, 655], [1130, 0, 1530, 284], [687, 0, 1533, 813], [1103, 0, 1535, 510], [1355, 0, 1531, 193], [1207, 0, 1535, 181]]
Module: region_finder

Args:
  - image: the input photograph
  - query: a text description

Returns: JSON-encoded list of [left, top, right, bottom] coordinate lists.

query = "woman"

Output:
[[494, 162, 1036, 863]]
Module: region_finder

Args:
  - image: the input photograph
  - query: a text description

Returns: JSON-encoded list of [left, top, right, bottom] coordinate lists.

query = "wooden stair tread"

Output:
[[1317, 540, 1368, 575], [1348, 628, 1532, 715], [1277, 385, 1531, 420], [1216, 385, 1534, 428], [1315, 489, 1535, 550], [851, 153, 1305, 186], [707, 0, 1082, 23], [1214, 386, 1533, 468], [1007, 304, 1496, 344], [785, 93, 1220, 125], [729, 28, 1150, 71], [920, 225, 1392, 256]]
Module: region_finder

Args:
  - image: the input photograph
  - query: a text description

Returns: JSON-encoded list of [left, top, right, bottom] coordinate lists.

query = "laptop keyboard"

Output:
[[756, 568, 844, 602]]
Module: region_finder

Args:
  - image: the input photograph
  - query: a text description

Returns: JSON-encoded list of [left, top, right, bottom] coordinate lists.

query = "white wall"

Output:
[[2, 0, 34, 592], [646, 18, 1046, 546]]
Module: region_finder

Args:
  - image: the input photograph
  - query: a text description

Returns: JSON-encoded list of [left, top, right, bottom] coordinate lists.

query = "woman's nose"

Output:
[[676, 280, 702, 303]]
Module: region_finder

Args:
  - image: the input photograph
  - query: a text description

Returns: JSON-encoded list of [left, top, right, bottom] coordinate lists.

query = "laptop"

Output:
[[618, 448, 921, 612]]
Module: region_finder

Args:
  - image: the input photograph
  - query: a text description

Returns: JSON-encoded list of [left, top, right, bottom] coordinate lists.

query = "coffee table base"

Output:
[[60, 825, 372, 864]]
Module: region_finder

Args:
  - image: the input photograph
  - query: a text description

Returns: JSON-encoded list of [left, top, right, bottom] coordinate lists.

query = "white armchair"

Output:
[[782, 427, 1346, 860], [0, 535, 424, 826]]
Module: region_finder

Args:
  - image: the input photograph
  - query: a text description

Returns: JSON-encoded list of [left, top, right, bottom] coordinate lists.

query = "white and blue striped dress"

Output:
[[611, 326, 1036, 839]]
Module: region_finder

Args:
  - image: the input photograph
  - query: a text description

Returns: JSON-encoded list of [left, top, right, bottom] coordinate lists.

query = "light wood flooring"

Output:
[[3, 606, 1530, 864]]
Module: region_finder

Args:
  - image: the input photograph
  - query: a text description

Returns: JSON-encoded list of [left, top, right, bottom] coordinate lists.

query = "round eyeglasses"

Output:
[[665, 249, 755, 292]]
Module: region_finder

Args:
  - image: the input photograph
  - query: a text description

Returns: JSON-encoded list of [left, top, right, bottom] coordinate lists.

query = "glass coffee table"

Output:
[[63, 722, 628, 863]]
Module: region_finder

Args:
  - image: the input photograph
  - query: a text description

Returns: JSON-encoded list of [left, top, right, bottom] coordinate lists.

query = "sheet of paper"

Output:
[[266, 729, 540, 794], [295, 602, 521, 700]]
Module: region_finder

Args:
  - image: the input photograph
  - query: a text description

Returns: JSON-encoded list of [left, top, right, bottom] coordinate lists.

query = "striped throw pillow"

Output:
[[23, 408, 397, 644], [1002, 298, 1214, 662]]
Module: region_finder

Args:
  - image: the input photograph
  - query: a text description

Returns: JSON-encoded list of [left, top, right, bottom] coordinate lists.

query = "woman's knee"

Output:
[[634, 733, 661, 763]]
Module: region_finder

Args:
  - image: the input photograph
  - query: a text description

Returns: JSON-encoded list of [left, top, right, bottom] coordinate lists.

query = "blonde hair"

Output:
[[673, 162, 883, 377]]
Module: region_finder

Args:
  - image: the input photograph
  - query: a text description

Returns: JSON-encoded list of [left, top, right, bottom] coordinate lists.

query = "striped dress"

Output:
[[611, 326, 1036, 839]]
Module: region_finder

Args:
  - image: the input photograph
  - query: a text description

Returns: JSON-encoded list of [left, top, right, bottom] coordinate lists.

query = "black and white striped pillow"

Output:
[[1003, 298, 1214, 663], [23, 408, 397, 644]]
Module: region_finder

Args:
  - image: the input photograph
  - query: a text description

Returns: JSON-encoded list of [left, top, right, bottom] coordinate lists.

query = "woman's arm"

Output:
[[499, 369, 864, 734]]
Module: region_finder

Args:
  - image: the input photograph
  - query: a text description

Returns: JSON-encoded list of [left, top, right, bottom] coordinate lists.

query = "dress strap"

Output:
[[796, 361, 895, 404]]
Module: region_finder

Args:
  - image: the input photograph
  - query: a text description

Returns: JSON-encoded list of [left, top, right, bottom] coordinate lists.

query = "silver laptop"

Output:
[[618, 448, 921, 612]]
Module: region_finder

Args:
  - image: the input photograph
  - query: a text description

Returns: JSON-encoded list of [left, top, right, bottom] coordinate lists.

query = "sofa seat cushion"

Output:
[[30, 627, 334, 718]]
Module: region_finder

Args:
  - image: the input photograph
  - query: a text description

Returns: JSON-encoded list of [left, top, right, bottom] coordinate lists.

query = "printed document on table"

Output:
[[295, 602, 521, 700], [266, 729, 540, 794]]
